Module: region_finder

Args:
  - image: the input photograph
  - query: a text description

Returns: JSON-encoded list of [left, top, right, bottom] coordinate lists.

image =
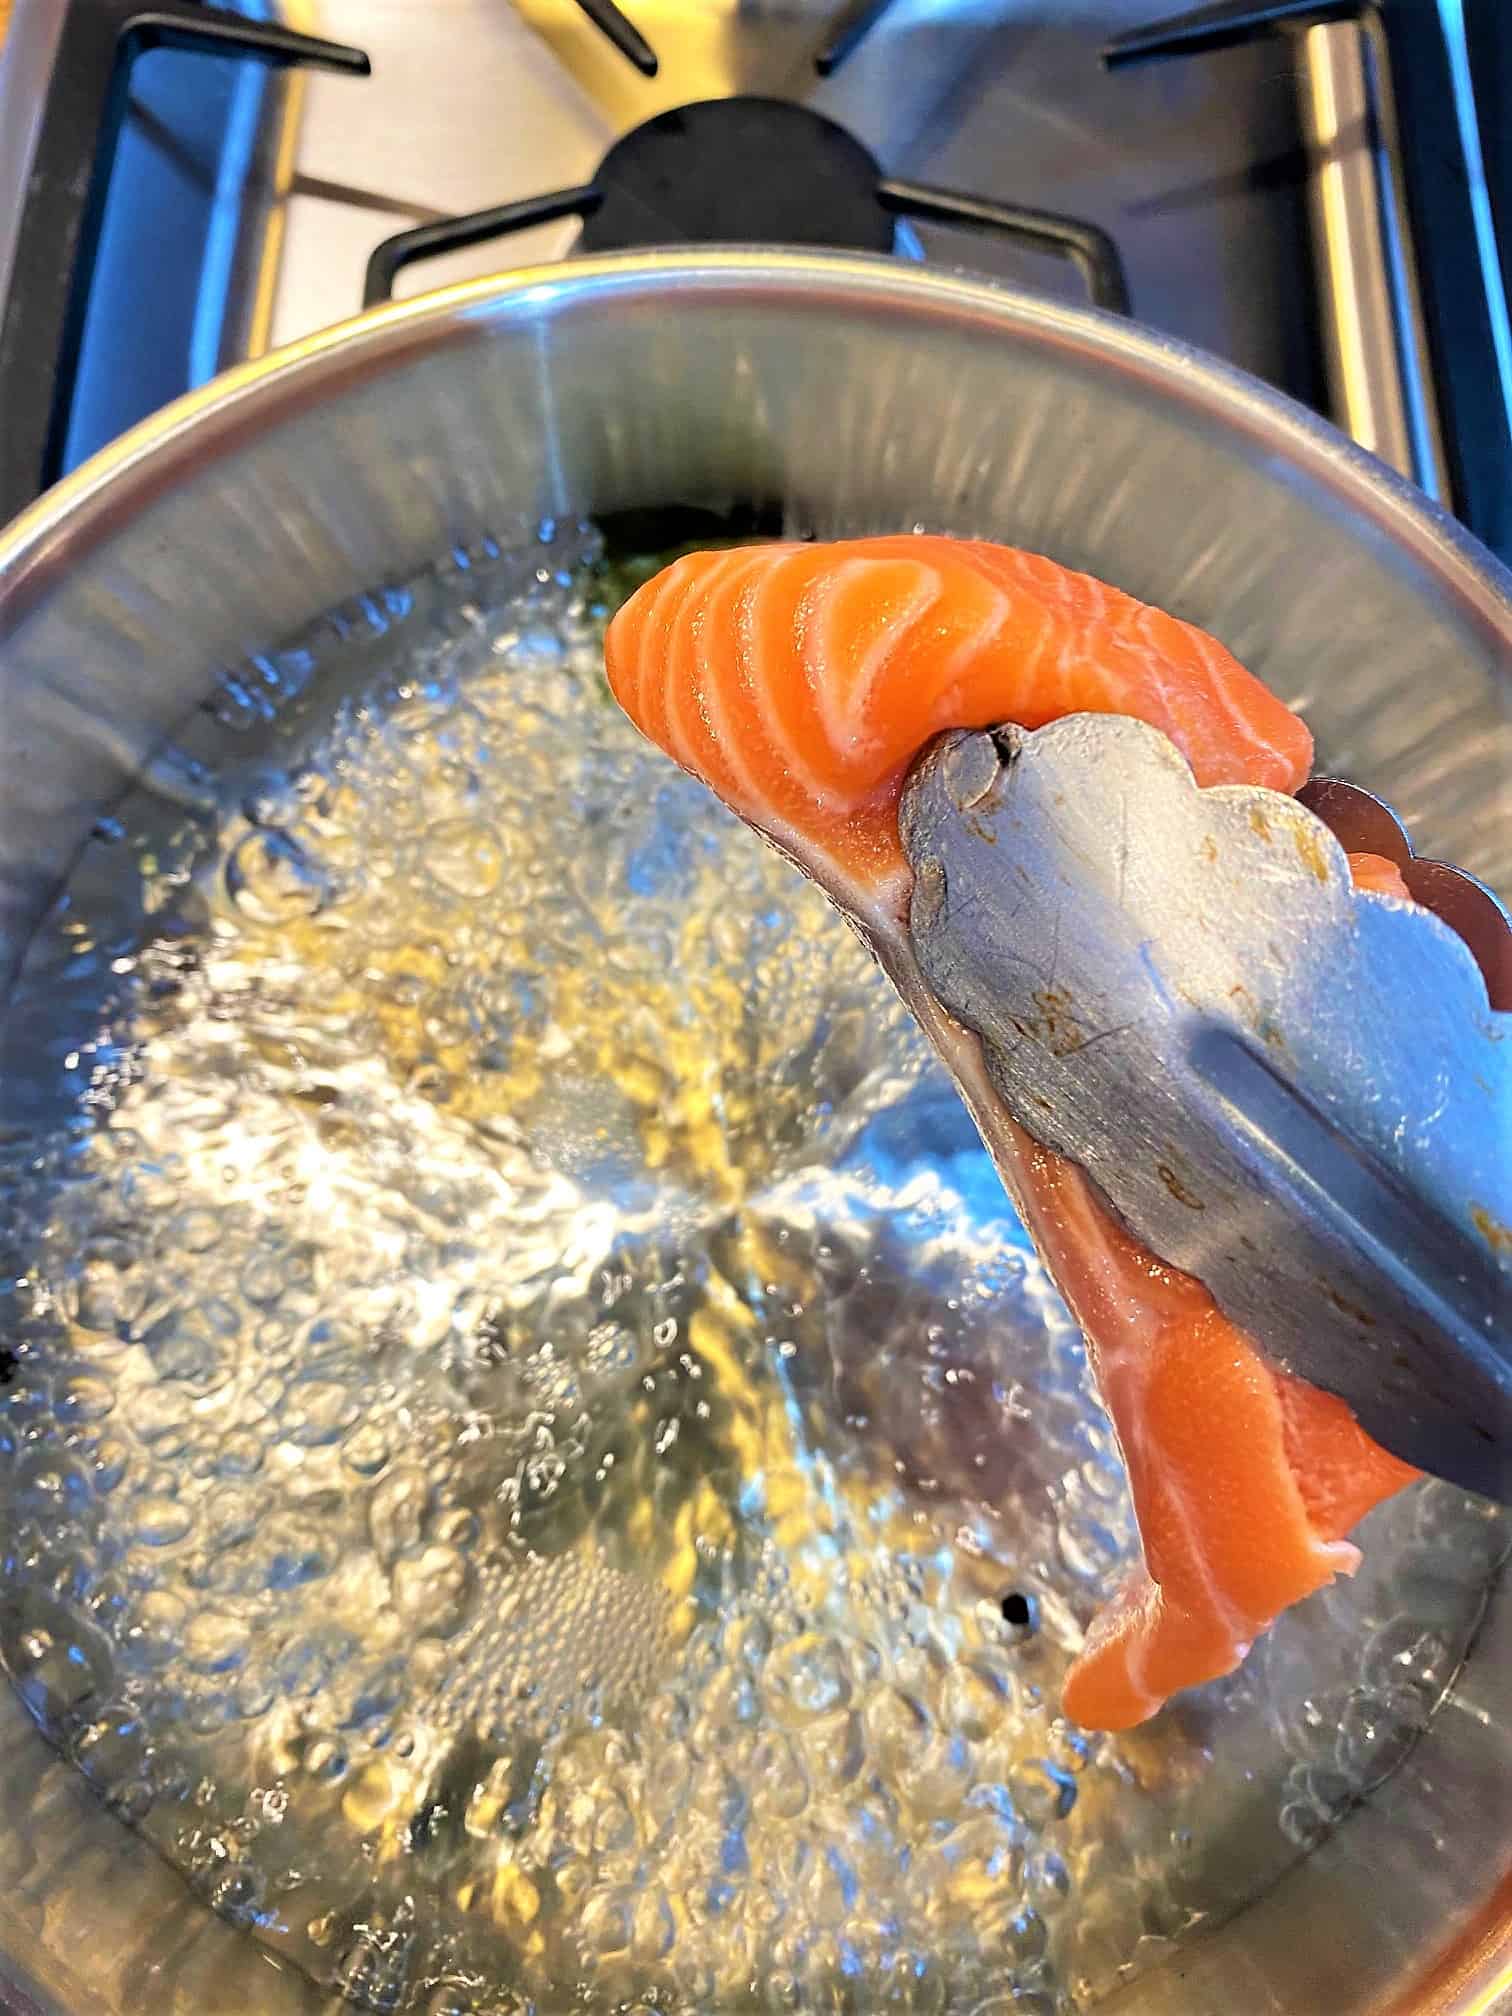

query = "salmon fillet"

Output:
[[604, 533, 1418, 1731], [606, 536, 1314, 901], [1346, 850, 1412, 901]]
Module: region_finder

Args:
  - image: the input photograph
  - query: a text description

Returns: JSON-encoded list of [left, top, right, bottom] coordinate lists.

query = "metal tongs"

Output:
[[896, 716, 1512, 1502]]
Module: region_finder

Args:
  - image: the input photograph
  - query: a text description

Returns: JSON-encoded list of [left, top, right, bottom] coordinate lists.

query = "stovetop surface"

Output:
[[277, 1, 1318, 393], [0, 0, 1506, 557]]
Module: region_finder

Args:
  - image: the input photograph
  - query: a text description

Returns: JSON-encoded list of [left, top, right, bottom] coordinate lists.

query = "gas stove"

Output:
[[0, 0, 1507, 562]]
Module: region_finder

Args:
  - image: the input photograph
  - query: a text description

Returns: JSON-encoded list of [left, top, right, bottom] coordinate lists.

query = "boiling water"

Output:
[[0, 531, 1505, 2015]]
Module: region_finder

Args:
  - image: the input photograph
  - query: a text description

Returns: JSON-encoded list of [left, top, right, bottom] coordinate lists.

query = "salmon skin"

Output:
[[604, 533, 1417, 1732]]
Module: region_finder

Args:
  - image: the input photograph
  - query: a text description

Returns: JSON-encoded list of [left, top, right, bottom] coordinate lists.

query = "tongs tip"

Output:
[[898, 715, 1511, 1499], [1298, 775, 1512, 1011]]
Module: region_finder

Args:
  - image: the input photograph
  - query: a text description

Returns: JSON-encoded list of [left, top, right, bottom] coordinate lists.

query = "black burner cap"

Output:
[[578, 96, 893, 255]]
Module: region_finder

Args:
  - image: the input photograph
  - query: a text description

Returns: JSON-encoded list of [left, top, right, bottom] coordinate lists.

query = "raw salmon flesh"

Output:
[[605, 534, 1421, 1731]]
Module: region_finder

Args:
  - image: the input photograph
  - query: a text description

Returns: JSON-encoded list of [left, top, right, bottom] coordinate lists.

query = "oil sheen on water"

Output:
[[0, 527, 1506, 2015]]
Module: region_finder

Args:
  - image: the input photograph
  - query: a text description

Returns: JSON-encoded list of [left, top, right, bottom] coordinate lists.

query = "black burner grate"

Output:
[[353, 0, 1127, 309], [0, 3, 370, 526], [570, 0, 661, 76], [559, 0, 905, 78], [363, 96, 1130, 316]]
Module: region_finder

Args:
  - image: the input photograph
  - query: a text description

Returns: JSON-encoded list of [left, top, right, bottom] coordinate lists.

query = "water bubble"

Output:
[[643, 1743, 693, 1836], [278, 1633, 342, 1702], [175, 1209, 222, 1255], [261, 1516, 333, 1591], [333, 1920, 412, 2014], [632, 1886, 677, 1964], [233, 1668, 277, 1721], [803, 1708, 865, 1789], [426, 818, 506, 900], [868, 1684, 930, 1768], [592, 1793, 638, 1857], [424, 1987, 484, 2016], [1056, 1514, 1123, 1583], [581, 1886, 633, 1955], [131, 1496, 193, 1547], [392, 1545, 471, 1638], [431, 1505, 478, 1550], [284, 1375, 360, 1448], [72, 1708, 149, 1788], [55, 1374, 115, 1422], [122, 1589, 188, 1671], [941, 1659, 1010, 1741], [184, 1612, 252, 1675], [898, 1731, 976, 1820], [188, 1690, 234, 1736], [305, 1735, 349, 1783], [1010, 1762, 1077, 1828], [72, 1261, 143, 1337], [368, 1465, 429, 1564], [226, 827, 330, 924], [1026, 1849, 1071, 1908], [239, 1252, 286, 1308], [1, 1591, 113, 1728], [143, 1310, 229, 1392], [280, 1246, 319, 1294], [88, 1436, 130, 1493], [767, 1634, 852, 1721], [12, 1448, 93, 1518], [731, 1614, 772, 1669], [747, 1728, 809, 1820], [342, 1419, 392, 1478], [208, 1865, 264, 1924], [214, 1432, 264, 1480]]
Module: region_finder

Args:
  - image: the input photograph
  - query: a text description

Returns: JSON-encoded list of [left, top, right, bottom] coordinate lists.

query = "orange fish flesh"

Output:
[[604, 534, 1418, 1731]]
